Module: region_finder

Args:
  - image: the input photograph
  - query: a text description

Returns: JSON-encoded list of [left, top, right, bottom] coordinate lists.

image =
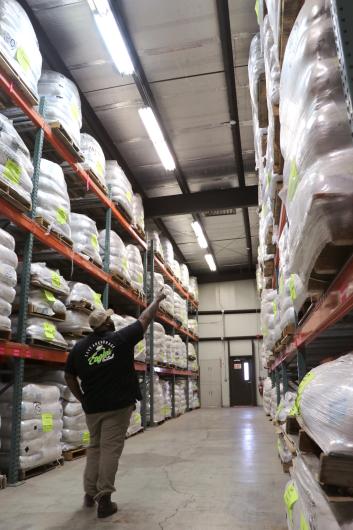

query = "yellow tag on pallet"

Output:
[[96, 160, 104, 178], [300, 513, 310, 530], [43, 289, 56, 303], [93, 292, 102, 306], [51, 272, 61, 289], [3, 159, 21, 186], [16, 47, 30, 72], [91, 234, 98, 250], [291, 371, 315, 416], [137, 272, 143, 286], [70, 102, 79, 121], [255, 0, 259, 21], [288, 161, 299, 201], [82, 431, 90, 444], [56, 206, 68, 225], [43, 322, 56, 341], [279, 273, 285, 295], [125, 190, 132, 203], [41, 413, 53, 432], [122, 256, 128, 272], [273, 301, 277, 317], [136, 341, 144, 353], [289, 274, 297, 301], [284, 482, 299, 523]]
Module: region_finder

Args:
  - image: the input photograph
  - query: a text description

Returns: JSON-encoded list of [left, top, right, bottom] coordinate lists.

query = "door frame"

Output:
[[228, 341, 257, 406]]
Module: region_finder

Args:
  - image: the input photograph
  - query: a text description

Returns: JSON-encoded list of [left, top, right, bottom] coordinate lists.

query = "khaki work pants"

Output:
[[84, 405, 133, 500]]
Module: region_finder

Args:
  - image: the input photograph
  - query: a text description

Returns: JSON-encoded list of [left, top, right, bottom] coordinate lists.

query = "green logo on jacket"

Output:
[[87, 344, 114, 365]]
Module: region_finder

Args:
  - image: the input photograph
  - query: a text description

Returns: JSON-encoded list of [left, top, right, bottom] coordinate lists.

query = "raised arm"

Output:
[[138, 288, 166, 332]]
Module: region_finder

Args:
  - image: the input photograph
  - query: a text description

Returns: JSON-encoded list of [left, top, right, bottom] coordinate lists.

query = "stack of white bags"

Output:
[[146, 374, 165, 423], [0, 383, 62, 470], [127, 245, 144, 294], [70, 213, 102, 266], [99, 229, 129, 282], [80, 133, 106, 189], [105, 161, 133, 219], [173, 335, 187, 369], [127, 401, 142, 436], [132, 194, 144, 234], [0, 229, 17, 333], [175, 380, 187, 415], [160, 380, 172, 419], [160, 237, 174, 270], [146, 322, 166, 364]]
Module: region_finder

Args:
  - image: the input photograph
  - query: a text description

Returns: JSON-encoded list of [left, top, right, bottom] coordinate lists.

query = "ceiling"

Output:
[[24, 0, 258, 278]]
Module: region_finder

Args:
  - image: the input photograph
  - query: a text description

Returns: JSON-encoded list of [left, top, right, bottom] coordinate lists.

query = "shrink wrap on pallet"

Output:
[[62, 398, 89, 451], [147, 272, 164, 299], [188, 318, 198, 337], [80, 133, 106, 188], [146, 322, 166, 364], [165, 334, 174, 365], [132, 193, 144, 234], [180, 263, 189, 292], [0, 384, 62, 470], [105, 161, 133, 219], [189, 276, 199, 302], [0, 0, 42, 96], [13, 317, 68, 349], [126, 244, 144, 294], [36, 159, 71, 241], [277, 435, 292, 464], [0, 229, 16, 331], [160, 380, 172, 419], [175, 380, 187, 415], [151, 231, 164, 260], [279, 0, 353, 283], [189, 380, 200, 409], [296, 354, 353, 455], [29, 262, 69, 297], [57, 309, 92, 337], [98, 229, 129, 282], [172, 335, 187, 369], [174, 292, 187, 327], [160, 237, 174, 270], [16, 287, 67, 320], [276, 391, 296, 424], [70, 213, 102, 266], [284, 455, 353, 530], [66, 282, 103, 311], [127, 401, 142, 437], [0, 113, 33, 207], [172, 259, 181, 282], [263, 377, 272, 415], [161, 284, 174, 317], [146, 374, 165, 423], [38, 70, 82, 147]]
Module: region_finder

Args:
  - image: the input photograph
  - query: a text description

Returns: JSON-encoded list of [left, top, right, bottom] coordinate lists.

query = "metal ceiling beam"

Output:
[[111, 0, 220, 270], [215, 0, 254, 270], [18, 0, 185, 271], [197, 268, 256, 284], [145, 186, 258, 218]]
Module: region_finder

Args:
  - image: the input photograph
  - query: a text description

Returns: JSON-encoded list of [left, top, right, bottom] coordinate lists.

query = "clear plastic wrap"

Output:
[[29, 262, 69, 297], [132, 193, 144, 233], [127, 400, 142, 436], [0, 228, 16, 330], [11, 316, 68, 349], [80, 133, 106, 188], [160, 236, 174, 270], [188, 318, 198, 337], [126, 244, 144, 294], [263, 15, 280, 107], [151, 231, 164, 259], [16, 287, 67, 319], [38, 70, 82, 146], [296, 354, 353, 454], [189, 276, 199, 301], [175, 380, 187, 415], [105, 161, 133, 219], [276, 391, 296, 424], [146, 374, 165, 423], [57, 309, 92, 337], [174, 292, 187, 327], [263, 377, 272, 415], [279, 0, 353, 283], [98, 229, 129, 282], [146, 322, 166, 364], [161, 284, 174, 316], [277, 435, 292, 464], [172, 259, 181, 282], [180, 263, 190, 291], [36, 159, 71, 240], [0, 0, 42, 96], [172, 335, 187, 369], [125, 315, 146, 362], [160, 380, 172, 419], [66, 282, 103, 311], [0, 113, 33, 207], [70, 213, 102, 266]]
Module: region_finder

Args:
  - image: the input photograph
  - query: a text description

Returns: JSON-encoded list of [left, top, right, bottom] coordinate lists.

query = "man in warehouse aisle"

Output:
[[64, 288, 166, 518]]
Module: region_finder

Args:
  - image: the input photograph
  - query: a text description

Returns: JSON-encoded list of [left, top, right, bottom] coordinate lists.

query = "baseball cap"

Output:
[[88, 308, 114, 330]]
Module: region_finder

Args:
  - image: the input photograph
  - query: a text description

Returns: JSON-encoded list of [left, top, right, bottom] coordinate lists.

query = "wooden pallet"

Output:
[[35, 216, 73, 248], [263, 258, 274, 277], [115, 202, 132, 225], [281, 323, 296, 346], [86, 168, 108, 195], [48, 121, 84, 163], [67, 300, 94, 314], [79, 251, 103, 269], [133, 225, 146, 243], [27, 338, 67, 350], [112, 272, 131, 290], [0, 178, 31, 212], [272, 104, 284, 174], [282, 460, 292, 474], [257, 72, 268, 128], [279, 0, 305, 68], [63, 446, 87, 461], [19, 457, 64, 480], [0, 328, 11, 341], [0, 50, 39, 108], [27, 302, 66, 322], [273, 182, 283, 227]]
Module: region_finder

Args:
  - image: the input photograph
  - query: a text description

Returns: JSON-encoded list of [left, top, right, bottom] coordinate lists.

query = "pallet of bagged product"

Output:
[[0, 178, 31, 213], [48, 121, 84, 163], [132, 224, 146, 242], [35, 216, 73, 248], [19, 457, 64, 480], [0, 50, 39, 107], [271, 104, 284, 175], [0, 328, 11, 341], [63, 446, 87, 461], [286, 415, 353, 496], [115, 202, 132, 225], [86, 168, 108, 195], [112, 272, 131, 290], [27, 337, 67, 350], [79, 251, 102, 270], [279, 0, 306, 68], [27, 302, 66, 322], [280, 323, 296, 346]]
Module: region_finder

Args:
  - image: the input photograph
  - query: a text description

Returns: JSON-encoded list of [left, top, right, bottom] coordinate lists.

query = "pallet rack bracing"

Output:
[[0, 65, 199, 484]]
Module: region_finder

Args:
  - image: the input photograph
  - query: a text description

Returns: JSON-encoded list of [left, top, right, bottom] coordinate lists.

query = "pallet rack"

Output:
[[0, 63, 199, 484], [262, 1, 353, 409]]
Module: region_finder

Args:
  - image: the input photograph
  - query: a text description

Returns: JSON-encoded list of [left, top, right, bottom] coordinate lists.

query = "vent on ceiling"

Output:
[[204, 208, 237, 217]]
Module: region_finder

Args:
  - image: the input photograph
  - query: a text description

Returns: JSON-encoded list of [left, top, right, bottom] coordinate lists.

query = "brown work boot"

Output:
[[83, 493, 95, 507], [97, 494, 118, 518]]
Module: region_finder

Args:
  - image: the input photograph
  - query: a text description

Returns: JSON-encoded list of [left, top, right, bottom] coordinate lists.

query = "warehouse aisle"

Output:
[[0, 409, 287, 530]]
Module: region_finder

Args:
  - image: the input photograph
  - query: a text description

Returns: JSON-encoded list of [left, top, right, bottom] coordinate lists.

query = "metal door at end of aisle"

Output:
[[228, 356, 256, 406]]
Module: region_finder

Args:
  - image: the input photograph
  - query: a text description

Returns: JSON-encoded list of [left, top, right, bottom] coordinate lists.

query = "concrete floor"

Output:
[[0, 408, 287, 530]]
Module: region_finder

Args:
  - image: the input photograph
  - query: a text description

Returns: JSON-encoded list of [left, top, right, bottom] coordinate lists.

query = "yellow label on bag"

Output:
[[300, 513, 310, 530], [41, 413, 53, 432], [266, 172, 271, 189], [289, 274, 297, 301], [279, 273, 284, 295], [70, 102, 79, 121], [284, 482, 298, 522], [51, 272, 61, 289], [43, 322, 56, 341], [96, 160, 104, 178], [273, 301, 277, 317], [255, 0, 259, 21], [291, 371, 315, 416], [43, 289, 56, 303], [136, 341, 144, 353], [3, 159, 21, 186], [137, 272, 143, 286], [82, 431, 90, 444], [93, 292, 101, 306], [56, 207, 68, 225], [122, 256, 128, 272], [125, 190, 132, 203], [288, 161, 299, 201], [16, 47, 30, 72], [91, 234, 98, 250]]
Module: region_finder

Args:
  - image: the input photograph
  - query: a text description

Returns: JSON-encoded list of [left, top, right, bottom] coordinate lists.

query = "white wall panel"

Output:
[[229, 340, 252, 356], [199, 314, 223, 338], [225, 313, 260, 337], [199, 341, 229, 407], [199, 280, 259, 311]]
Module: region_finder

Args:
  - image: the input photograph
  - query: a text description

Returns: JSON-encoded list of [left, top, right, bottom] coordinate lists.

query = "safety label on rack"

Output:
[[41, 413, 53, 433]]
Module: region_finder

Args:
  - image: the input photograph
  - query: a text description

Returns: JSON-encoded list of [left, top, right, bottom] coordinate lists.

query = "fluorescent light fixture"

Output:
[[191, 221, 208, 249], [138, 107, 176, 171], [205, 253, 217, 271], [87, 0, 134, 75]]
